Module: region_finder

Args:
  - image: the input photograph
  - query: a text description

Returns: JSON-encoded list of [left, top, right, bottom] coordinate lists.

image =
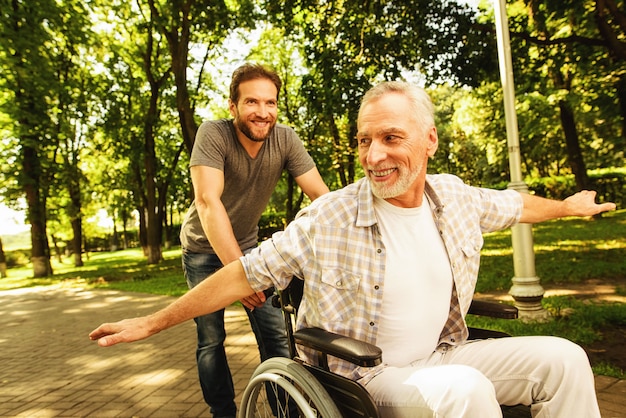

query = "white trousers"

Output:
[[363, 336, 601, 418]]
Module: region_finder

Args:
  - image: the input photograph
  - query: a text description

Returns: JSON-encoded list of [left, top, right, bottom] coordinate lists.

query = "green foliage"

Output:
[[258, 212, 287, 241], [476, 209, 626, 292], [524, 168, 625, 207], [1, 0, 625, 273], [2, 248, 30, 268]]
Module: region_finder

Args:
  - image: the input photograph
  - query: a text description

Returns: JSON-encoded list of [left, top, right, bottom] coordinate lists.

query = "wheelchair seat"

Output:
[[238, 280, 530, 418]]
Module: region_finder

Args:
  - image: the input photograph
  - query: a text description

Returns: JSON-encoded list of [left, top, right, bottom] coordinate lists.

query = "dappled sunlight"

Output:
[[119, 368, 186, 387], [480, 247, 513, 256], [226, 332, 257, 347], [68, 354, 118, 374], [7, 309, 31, 317], [477, 281, 626, 304], [535, 239, 625, 253], [14, 408, 56, 417], [544, 284, 626, 303], [224, 306, 248, 323], [69, 346, 167, 375]]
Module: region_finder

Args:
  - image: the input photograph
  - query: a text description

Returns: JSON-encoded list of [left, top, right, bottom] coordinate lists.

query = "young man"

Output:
[[91, 81, 614, 417], [179, 63, 328, 417]]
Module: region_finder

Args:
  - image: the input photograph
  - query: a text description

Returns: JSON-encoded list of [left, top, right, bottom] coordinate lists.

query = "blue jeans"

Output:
[[182, 250, 290, 417]]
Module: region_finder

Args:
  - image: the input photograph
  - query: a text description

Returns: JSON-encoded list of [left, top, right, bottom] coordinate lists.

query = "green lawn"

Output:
[[2, 209, 625, 377]]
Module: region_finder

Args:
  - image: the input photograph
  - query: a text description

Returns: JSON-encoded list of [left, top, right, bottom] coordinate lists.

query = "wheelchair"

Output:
[[238, 280, 529, 418]]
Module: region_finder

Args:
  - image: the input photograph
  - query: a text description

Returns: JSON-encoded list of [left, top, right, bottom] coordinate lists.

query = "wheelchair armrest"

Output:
[[293, 327, 383, 367], [469, 300, 518, 319]]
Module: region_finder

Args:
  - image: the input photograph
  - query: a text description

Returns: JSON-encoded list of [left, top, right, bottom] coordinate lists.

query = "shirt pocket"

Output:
[[314, 269, 361, 323], [458, 235, 484, 289]]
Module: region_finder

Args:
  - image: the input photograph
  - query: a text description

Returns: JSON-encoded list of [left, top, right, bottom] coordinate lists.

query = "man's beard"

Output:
[[235, 117, 274, 142], [368, 163, 421, 199]]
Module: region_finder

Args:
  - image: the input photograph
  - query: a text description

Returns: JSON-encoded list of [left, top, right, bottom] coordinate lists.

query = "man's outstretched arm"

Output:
[[89, 260, 256, 347], [519, 190, 616, 224]]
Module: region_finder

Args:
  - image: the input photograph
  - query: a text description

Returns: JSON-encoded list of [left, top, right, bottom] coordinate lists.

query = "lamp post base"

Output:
[[509, 281, 550, 321]]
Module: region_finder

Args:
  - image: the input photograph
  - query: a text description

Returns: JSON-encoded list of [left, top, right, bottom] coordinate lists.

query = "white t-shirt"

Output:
[[373, 196, 453, 367]]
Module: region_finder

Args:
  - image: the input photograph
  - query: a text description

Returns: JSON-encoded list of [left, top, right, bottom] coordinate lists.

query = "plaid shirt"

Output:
[[242, 174, 523, 384]]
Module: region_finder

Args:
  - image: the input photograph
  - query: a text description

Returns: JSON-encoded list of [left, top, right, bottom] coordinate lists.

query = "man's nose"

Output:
[[255, 103, 269, 118], [367, 140, 387, 164]]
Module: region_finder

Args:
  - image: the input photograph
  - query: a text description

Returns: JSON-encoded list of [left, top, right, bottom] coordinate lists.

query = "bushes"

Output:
[[258, 212, 287, 241], [3, 248, 30, 268], [492, 169, 624, 208]]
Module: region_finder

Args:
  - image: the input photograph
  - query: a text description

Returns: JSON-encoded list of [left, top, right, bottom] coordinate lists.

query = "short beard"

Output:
[[369, 163, 421, 199], [235, 118, 272, 142]]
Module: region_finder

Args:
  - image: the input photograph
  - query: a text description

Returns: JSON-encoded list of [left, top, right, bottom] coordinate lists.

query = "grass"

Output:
[[476, 208, 626, 292], [0, 247, 190, 296], [2, 209, 625, 378]]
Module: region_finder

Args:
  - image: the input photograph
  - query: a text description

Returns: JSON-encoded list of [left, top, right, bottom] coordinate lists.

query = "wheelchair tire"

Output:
[[239, 357, 342, 418]]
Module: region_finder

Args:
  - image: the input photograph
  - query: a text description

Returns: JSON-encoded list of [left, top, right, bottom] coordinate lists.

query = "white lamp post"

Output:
[[493, 0, 549, 319]]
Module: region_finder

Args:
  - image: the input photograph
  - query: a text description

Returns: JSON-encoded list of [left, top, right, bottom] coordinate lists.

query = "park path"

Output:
[[0, 285, 624, 417]]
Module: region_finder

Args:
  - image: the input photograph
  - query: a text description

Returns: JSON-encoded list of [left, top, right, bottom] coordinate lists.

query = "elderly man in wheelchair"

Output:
[[90, 81, 613, 417]]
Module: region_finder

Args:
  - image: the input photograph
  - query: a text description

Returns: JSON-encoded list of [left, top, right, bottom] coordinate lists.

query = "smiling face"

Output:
[[356, 91, 438, 208], [229, 78, 278, 143]]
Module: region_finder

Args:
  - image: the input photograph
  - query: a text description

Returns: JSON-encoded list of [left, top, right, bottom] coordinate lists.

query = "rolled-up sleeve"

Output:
[[241, 215, 314, 292]]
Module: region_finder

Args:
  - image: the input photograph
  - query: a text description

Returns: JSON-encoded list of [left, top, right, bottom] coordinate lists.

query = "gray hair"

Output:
[[359, 81, 435, 134]]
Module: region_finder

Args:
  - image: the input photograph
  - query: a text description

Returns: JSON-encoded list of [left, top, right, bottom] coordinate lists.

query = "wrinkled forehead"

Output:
[[357, 94, 417, 136]]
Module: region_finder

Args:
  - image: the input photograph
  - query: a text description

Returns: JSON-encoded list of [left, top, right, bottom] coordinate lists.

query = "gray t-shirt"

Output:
[[180, 119, 316, 253]]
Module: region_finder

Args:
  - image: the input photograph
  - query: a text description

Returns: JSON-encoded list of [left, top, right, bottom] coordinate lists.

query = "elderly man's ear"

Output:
[[427, 127, 439, 158]]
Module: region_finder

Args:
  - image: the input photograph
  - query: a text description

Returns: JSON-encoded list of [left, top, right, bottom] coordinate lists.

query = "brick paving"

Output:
[[0, 286, 623, 417]]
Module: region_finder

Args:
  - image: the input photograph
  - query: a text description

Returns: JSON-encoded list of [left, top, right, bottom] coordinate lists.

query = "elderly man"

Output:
[[91, 81, 614, 417]]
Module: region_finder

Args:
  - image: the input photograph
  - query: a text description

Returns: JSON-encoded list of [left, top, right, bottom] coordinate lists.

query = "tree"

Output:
[[0, 0, 96, 274], [265, 0, 498, 187], [48, 5, 96, 267], [504, 0, 626, 189], [146, 0, 255, 155], [0, 0, 61, 276]]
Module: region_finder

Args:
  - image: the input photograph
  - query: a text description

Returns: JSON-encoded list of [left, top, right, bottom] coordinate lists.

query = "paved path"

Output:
[[0, 286, 624, 417]]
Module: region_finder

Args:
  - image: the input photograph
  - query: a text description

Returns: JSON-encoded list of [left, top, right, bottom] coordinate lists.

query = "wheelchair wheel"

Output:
[[239, 357, 341, 418]]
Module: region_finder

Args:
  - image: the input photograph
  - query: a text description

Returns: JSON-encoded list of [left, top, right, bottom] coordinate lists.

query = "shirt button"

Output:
[[336, 280, 342, 287], [369, 322, 375, 327], [450, 338, 455, 342], [374, 285, 380, 290], [377, 248, 382, 253]]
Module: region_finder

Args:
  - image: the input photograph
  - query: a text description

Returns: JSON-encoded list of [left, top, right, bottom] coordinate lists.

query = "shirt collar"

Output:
[[424, 178, 444, 219], [355, 178, 377, 227], [355, 176, 445, 227]]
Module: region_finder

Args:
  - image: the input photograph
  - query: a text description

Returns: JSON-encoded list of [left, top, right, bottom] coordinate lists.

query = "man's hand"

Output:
[[89, 316, 156, 347], [563, 190, 616, 217], [240, 291, 267, 310], [520, 190, 617, 223]]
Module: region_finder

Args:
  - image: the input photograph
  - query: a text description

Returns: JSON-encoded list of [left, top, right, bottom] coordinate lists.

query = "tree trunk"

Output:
[[138, 205, 148, 256], [23, 145, 53, 277], [558, 99, 591, 191], [149, 0, 198, 155], [144, 91, 162, 264], [616, 75, 626, 140], [68, 174, 83, 266], [0, 237, 7, 278]]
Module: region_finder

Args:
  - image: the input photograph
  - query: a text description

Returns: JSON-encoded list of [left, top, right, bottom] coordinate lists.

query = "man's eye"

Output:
[[358, 137, 370, 146]]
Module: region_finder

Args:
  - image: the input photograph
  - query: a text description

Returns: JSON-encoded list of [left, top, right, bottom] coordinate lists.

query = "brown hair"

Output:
[[229, 63, 282, 104]]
